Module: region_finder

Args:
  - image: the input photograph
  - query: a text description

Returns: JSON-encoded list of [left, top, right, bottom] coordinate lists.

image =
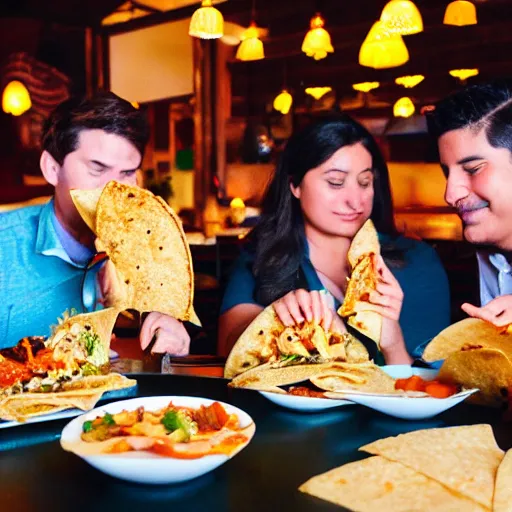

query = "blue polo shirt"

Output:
[[0, 200, 94, 348], [220, 234, 451, 358]]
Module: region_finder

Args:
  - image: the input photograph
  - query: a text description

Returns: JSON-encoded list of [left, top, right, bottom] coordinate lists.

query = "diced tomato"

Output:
[[424, 382, 458, 399], [394, 375, 427, 392]]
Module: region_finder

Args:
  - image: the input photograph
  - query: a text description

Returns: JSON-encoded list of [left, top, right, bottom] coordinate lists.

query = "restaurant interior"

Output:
[[1, 0, 510, 354]]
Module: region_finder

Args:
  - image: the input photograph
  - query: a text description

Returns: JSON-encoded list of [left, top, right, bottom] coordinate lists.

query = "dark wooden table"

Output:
[[1, 374, 510, 512]]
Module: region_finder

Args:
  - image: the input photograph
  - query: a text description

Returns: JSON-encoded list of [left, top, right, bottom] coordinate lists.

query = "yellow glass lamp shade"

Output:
[[395, 75, 424, 88], [352, 82, 380, 93], [359, 21, 409, 69], [380, 0, 423, 35], [444, 0, 477, 26], [2, 80, 31, 116], [273, 90, 293, 115], [236, 23, 264, 61], [449, 68, 479, 81], [230, 197, 246, 225], [393, 96, 415, 118], [189, 0, 224, 39], [305, 87, 332, 100], [301, 14, 334, 61]]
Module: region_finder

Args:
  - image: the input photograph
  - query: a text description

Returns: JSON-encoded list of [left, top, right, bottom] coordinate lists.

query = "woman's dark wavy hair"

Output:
[[249, 114, 400, 306]]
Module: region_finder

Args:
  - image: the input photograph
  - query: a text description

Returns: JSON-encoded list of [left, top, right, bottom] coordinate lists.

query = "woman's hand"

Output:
[[140, 312, 191, 356], [462, 296, 512, 332], [272, 289, 346, 333]]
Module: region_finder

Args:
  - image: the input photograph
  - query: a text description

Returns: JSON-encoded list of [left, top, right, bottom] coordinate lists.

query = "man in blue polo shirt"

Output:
[[0, 92, 190, 355]]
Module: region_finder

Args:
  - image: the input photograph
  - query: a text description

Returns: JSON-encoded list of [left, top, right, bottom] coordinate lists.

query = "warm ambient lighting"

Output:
[[189, 0, 224, 39], [449, 68, 479, 81], [380, 0, 423, 35], [236, 22, 264, 61], [444, 0, 477, 26], [301, 13, 334, 61], [359, 21, 409, 69], [393, 96, 415, 118], [2, 80, 31, 116], [352, 82, 380, 93], [395, 75, 424, 88], [305, 87, 332, 100], [131, 101, 140, 109], [273, 90, 293, 114]]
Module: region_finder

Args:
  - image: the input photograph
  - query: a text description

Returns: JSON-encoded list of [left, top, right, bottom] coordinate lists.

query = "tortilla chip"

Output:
[[310, 363, 396, 394], [299, 455, 486, 512], [360, 424, 504, 509], [59, 373, 137, 394], [229, 362, 339, 389], [347, 219, 380, 268], [348, 309, 382, 344], [48, 308, 119, 365], [438, 348, 512, 407], [494, 449, 512, 512], [70, 187, 102, 232], [423, 318, 512, 363]]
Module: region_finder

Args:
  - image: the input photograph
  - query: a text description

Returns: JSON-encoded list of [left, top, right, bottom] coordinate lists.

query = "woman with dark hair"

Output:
[[218, 115, 450, 363]]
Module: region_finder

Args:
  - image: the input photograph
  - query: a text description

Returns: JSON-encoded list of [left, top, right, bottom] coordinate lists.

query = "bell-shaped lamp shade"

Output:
[[301, 14, 334, 61], [189, 0, 224, 39], [393, 96, 415, 118], [359, 21, 409, 69], [449, 68, 479, 81], [444, 0, 477, 26], [236, 23, 264, 61], [352, 82, 380, 93], [305, 87, 332, 100], [395, 74, 424, 88], [273, 90, 293, 115], [380, 0, 423, 35], [2, 80, 32, 116]]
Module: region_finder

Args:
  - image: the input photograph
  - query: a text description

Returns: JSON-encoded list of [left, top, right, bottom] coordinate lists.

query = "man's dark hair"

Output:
[[426, 79, 512, 155], [41, 92, 150, 164]]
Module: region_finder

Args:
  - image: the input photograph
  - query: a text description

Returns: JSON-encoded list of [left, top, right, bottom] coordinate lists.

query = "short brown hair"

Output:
[[42, 92, 150, 164]]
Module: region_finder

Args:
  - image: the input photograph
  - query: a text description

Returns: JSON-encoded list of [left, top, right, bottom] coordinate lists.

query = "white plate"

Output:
[[336, 365, 478, 420], [60, 396, 255, 485], [259, 391, 352, 412]]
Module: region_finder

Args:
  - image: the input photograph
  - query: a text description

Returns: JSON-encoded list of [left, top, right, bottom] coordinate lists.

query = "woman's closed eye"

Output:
[[463, 164, 484, 176], [327, 180, 344, 188]]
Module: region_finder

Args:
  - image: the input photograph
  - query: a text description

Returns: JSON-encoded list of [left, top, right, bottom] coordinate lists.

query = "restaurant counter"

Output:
[[1, 373, 510, 512]]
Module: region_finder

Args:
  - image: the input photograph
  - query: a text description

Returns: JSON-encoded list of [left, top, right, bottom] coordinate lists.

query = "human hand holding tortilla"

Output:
[[140, 312, 190, 356], [461, 295, 512, 333], [272, 289, 345, 332]]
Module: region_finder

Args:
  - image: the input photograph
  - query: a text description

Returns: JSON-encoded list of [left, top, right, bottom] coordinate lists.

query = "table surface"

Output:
[[1, 373, 510, 512]]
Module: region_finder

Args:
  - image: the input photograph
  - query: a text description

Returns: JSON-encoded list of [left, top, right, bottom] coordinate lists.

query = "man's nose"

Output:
[[445, 172, 469, 207]]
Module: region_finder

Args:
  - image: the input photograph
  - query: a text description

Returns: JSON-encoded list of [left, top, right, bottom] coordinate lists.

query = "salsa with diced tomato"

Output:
[[394, 375, 459, 398]]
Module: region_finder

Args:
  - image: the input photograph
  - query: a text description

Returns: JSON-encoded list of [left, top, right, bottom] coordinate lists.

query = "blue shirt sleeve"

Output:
[[220, 251, 259, 314], [390, 237, 451, 358]]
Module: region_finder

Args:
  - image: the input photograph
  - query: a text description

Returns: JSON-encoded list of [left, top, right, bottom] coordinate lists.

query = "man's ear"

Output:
[[40, 150, 60, 186], [290, 180, 301, 199]]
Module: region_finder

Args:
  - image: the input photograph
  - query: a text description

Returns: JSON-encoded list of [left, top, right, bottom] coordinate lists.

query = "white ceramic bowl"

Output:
[[259, 391, 352, 412], [337, 365, 478, 420], [60, 396, 255, 485]]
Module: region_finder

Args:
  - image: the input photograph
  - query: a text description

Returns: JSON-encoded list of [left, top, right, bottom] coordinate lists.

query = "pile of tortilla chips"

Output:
[[300, 424, 509, 512], [71, 180, 199, 324], [423, 318, 512, 407], [0, 308, 136, 422], [338, 219, 382, 345]]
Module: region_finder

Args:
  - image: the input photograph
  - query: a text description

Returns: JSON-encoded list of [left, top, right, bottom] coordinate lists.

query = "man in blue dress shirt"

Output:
[[428, 79, 512, 331], [0, 92, 190, 354]]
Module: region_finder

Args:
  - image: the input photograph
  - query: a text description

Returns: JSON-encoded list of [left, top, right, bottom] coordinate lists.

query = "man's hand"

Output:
[[140, 312, 191, 355], [462, 296, 512, 332]]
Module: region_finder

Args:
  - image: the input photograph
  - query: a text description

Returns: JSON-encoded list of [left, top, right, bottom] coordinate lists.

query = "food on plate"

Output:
[[394, 375, 459, 398], [62, 401, 254, 459], [70, 180, 199, 324], [224, 304, 369, 380], [493, 449, 512, 512], [300, 424, 503, 511], [338, 219, 382, 345], [0, 309, 136, 422], [423, 318, 512, 406]]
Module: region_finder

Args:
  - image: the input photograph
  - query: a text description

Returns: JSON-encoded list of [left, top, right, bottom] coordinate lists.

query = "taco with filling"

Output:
[[224, 304, 369, 380], [338, 219, 382, 345], [423, 317, 512, 406]]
